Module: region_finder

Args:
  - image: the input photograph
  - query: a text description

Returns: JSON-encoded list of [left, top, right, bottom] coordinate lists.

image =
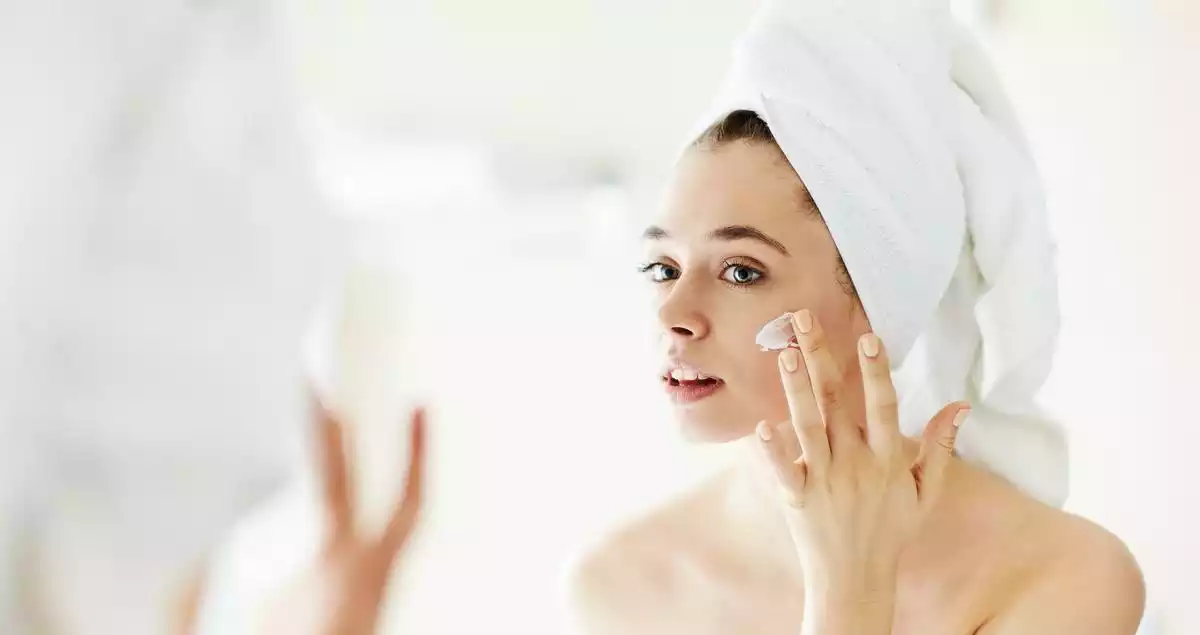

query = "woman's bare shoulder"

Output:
[[981, 491, 1146, 633], [563, 475, 731, 633]]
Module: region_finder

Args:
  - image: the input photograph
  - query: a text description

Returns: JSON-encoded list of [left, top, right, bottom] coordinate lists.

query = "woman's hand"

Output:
[[755, 310, 968, 635], [258, 397, 427, 635]]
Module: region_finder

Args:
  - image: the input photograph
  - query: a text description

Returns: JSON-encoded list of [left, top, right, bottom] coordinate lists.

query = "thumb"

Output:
[[912, 403, 970, 510]]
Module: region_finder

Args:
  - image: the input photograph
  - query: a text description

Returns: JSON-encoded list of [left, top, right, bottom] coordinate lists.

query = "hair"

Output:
[[691, 110, 858, 299]]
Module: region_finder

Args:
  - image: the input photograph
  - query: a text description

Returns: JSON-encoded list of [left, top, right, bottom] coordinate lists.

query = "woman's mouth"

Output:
[[662, 367, 725, 404]]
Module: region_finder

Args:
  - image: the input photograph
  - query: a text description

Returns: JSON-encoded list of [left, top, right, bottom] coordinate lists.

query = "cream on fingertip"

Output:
[[755, 312, 797, 351]]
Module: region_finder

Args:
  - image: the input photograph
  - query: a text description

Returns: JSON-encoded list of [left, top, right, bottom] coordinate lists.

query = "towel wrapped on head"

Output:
[[693, 0, 1067, 506]]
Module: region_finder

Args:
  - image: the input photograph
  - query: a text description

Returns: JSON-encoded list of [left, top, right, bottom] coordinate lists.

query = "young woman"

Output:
[[210, 1, 1149, 633], [559, 110, 1144, 634]]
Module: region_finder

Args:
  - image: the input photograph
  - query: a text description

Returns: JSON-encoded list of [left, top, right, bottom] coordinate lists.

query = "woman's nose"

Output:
[[657, 289, 710, 342]]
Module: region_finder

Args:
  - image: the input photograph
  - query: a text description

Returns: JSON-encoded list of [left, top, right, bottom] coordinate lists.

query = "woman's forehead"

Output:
[[651, 142, 818, 241]]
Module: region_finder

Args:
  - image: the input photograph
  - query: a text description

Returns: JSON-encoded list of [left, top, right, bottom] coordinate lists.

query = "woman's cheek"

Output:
[[741, 356, 791, 422]]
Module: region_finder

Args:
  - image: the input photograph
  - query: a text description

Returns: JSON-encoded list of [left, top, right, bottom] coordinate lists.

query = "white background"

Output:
[[0, 0, 1195, 633]]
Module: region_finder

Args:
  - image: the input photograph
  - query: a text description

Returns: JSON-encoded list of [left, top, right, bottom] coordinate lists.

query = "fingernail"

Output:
[[757, 421, 773, 441], [792, 310, 814, 335], [860, 333, 880, 358], [953, 408, 971, 428], [780, 348, 799, 373]]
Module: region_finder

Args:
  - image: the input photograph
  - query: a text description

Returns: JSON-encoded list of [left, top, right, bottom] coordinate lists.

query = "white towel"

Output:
[[692, 0, 1068, 506]]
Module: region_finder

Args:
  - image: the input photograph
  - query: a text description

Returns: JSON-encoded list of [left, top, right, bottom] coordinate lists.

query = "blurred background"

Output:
[[0, 0, 1195, 633]]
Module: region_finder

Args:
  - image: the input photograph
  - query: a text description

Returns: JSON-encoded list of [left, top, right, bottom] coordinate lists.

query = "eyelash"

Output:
[[637, 259, 767, 288]]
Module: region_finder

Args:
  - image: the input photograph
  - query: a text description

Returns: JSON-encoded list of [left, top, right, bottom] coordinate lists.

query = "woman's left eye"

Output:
[[721, 263, 764, 285]]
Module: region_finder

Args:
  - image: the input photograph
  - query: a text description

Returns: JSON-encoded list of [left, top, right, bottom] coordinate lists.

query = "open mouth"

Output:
[[661, 367, 726, 404]]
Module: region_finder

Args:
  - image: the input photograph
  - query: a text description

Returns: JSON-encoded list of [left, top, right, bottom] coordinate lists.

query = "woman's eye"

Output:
[[640, 262, 681, 283], [721, 264, 763, 285]]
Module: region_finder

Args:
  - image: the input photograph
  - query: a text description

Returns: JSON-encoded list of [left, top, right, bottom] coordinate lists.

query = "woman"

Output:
[[561, 110, 1144, 634], [237, 0, 1148, 633]]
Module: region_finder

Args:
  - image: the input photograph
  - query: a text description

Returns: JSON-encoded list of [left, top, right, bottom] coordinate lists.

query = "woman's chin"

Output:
[[673, 408, 754, 443]]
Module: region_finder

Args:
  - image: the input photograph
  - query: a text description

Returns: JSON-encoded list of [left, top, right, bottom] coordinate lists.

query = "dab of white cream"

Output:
[[755, 312, 797, 351]]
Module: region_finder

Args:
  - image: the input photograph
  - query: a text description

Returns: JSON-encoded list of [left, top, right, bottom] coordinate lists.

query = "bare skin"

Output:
[[569, 456, 1143, 634], [566, 140, 1145, 634]]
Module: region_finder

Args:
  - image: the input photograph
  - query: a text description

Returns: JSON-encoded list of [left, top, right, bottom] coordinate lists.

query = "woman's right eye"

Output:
[[639, 262, 681, 283]]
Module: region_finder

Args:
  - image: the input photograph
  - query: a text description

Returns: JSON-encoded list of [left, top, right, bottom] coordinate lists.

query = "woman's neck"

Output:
[[711, 438, 809, 582]]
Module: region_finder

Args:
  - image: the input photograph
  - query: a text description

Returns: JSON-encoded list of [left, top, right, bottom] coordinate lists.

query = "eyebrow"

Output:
[[641, 224, 790, 257]]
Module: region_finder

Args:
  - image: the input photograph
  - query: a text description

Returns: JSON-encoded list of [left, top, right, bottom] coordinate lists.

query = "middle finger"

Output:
[[791, 310, 861, 459]]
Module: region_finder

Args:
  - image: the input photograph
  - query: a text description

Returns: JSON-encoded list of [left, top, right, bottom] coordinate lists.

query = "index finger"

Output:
[[380, 407, 427, 559], [312, 391, 355, 548], [778, 347, 830, 475], [791, 310, 858, 458]]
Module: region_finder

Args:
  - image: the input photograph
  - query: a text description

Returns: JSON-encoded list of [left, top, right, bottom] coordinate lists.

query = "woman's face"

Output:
[[643, 140, 871, 442]]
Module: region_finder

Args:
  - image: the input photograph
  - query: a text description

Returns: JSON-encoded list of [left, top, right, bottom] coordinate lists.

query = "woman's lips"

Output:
[[661, 375, 725, 404]]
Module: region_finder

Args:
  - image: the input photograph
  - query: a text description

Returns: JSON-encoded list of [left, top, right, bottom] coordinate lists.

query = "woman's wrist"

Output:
[[803, 576, 897, 635], [803, 596, 895, 635]]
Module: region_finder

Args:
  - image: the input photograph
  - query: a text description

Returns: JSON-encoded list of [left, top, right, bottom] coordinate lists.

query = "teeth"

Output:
[[668, 367, 717, 382]]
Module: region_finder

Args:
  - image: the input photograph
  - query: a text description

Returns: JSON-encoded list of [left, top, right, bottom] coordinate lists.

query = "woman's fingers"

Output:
[[312, 392, 355, 548], [857, 333, 902, 459], [756, 420, 805, 492], [758, 420, 803, 463], [791, 310, 858, 457], [778, 347, 830, 475], [379, 407, 427, 560], [913, 403, 969, 510]]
